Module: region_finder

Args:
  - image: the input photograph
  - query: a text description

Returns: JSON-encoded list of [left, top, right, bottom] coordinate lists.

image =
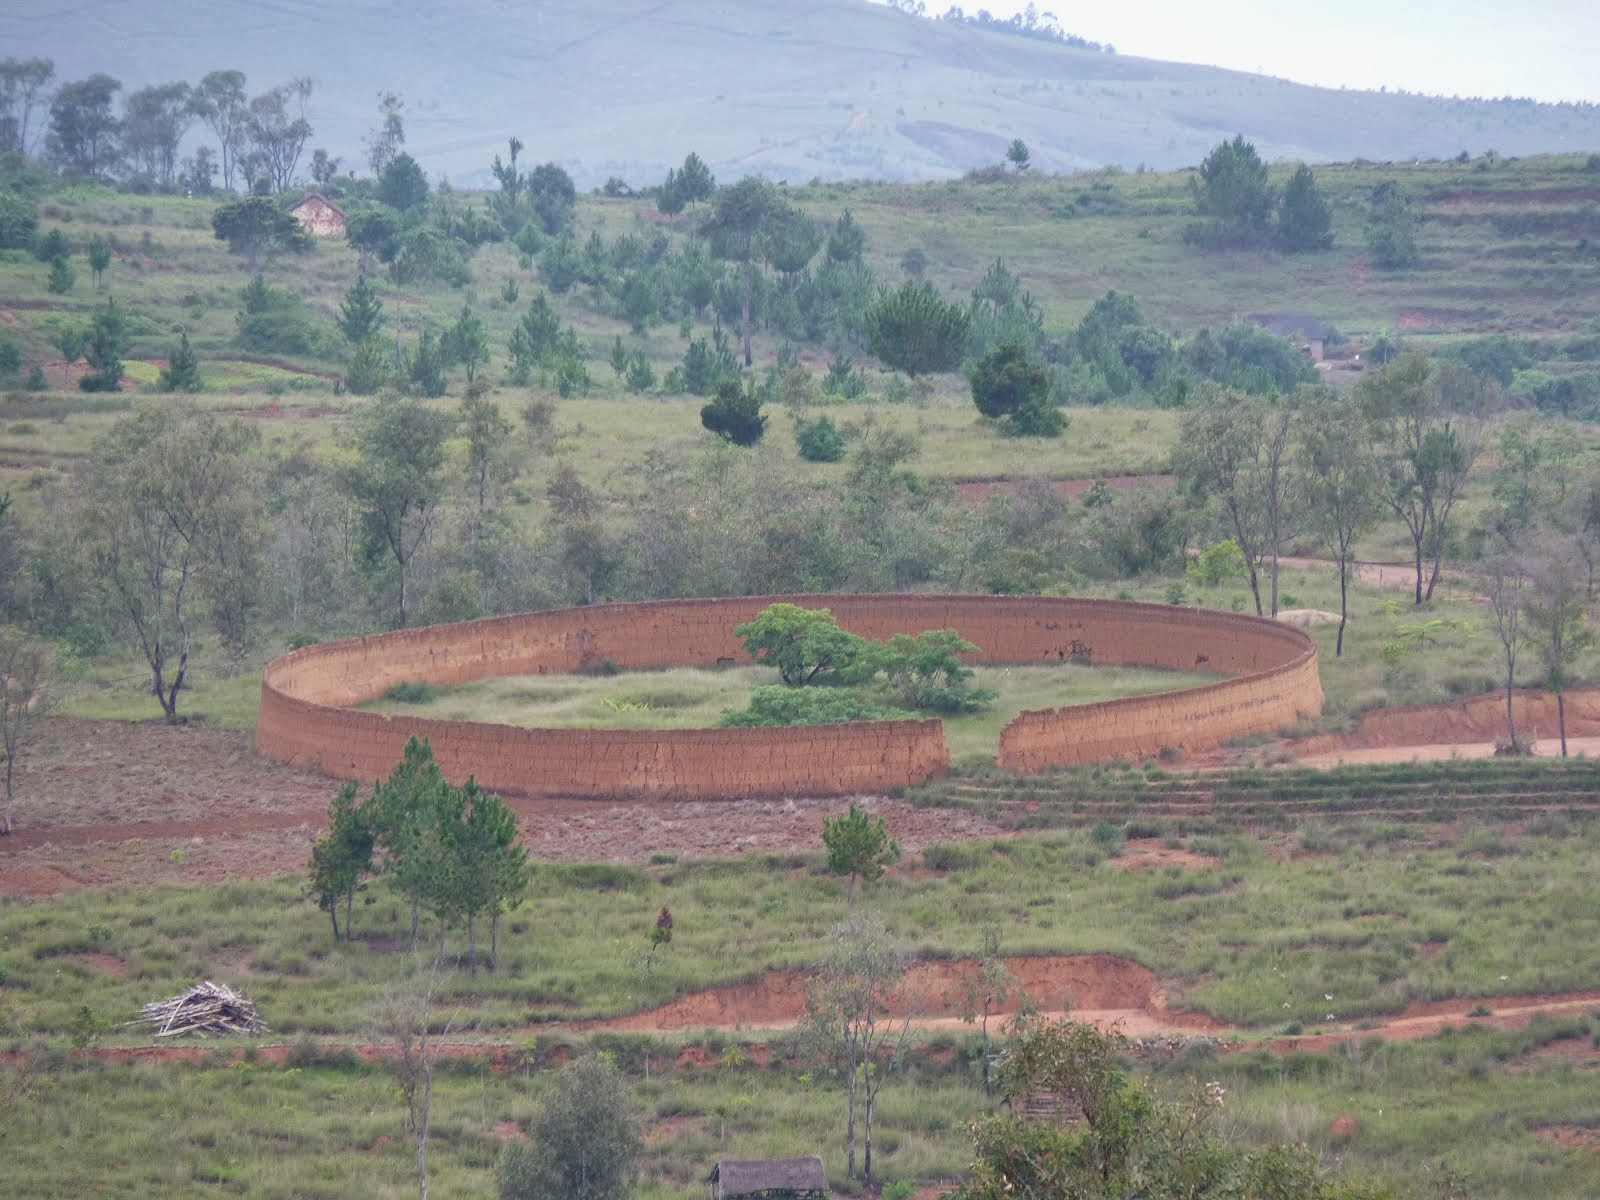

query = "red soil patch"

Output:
[[0, 718, 1006, 897], [1108, 840, 1218, 872], [952, 474, 1172, 503], [64, 951, 128, 978], [1537, 1126, 1600, 1150], [580, 954, 1222, 1039]]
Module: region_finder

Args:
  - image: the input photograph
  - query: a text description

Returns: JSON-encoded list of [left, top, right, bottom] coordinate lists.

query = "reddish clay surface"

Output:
[[0, 718, 1004, 898]]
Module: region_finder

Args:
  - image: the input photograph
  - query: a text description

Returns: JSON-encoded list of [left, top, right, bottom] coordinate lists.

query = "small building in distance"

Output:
[[707, 1157, 830, 1200], [288, 193, 347, 238], [1246, 312, 1334, 362]]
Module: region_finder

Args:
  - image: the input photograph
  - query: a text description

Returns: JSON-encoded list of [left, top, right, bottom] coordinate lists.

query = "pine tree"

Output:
[[1277, 163, 1334, 253], [338, 274, 386, 344], [158, 331, 203, 392]]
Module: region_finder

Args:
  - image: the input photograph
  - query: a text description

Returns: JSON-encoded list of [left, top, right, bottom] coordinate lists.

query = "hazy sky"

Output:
[[897, 0, 1600, 104]]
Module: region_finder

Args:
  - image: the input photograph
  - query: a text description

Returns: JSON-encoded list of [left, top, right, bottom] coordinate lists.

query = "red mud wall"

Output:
[[256, 595, 1321, 797]]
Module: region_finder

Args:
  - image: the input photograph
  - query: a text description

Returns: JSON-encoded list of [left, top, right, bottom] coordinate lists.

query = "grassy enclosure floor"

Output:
[[365, 661, 1224, 764]]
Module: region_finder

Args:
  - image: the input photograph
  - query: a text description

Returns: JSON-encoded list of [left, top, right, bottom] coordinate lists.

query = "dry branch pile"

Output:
[[130, 981, 267, 1038]]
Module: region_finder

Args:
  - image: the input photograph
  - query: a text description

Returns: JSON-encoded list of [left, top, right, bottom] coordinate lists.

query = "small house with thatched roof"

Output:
[[707, 1157, 830, 1200], [1246, 312, 1334, 362], [289, 193, 346, 238]]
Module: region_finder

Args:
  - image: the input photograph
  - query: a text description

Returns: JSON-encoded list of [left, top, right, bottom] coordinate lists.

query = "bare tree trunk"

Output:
[[1558, 691, 1568, 757], [1505, 677, 1517, 750], [863, 1071, 875, 1185], [740, 262, 753, 368], [1336, 557, 1349, 657], [845, 1048, 858, 1179]]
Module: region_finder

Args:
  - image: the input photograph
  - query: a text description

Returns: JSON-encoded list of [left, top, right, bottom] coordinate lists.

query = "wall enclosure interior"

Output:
[[256, 594, 1322, 799]]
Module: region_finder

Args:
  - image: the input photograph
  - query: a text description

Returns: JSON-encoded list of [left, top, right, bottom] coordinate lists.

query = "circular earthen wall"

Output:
[[256, 594, 1321, 798]]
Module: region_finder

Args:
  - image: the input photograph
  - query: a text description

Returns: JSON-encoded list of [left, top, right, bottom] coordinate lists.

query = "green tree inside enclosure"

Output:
[[734, 602, 868, 685], [699, 377, 767, 446], [498, 1055, 640, 1200], [821, 803, 901, 904], [864, 280, 970, 377], [212, 196, 312, 272]]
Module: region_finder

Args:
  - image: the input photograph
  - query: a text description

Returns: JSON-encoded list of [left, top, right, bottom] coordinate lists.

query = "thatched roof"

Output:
[[708, 1157, 829, 1197]]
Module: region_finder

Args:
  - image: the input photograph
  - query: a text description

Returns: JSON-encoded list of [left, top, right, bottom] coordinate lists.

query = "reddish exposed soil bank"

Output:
[[1294, 687, 1600, 758], [14, 956, 1600, 1068]]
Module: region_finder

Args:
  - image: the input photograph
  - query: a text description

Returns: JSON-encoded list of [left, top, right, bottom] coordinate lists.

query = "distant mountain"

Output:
[[7, 0, 1599, 188]]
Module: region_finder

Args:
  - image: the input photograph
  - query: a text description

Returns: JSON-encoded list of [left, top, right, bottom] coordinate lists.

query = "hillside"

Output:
[[6, 0, 1600, 187]]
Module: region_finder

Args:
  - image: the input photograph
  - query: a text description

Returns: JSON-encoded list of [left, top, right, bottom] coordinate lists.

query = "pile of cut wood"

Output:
[[131, 981, 267, 1038]]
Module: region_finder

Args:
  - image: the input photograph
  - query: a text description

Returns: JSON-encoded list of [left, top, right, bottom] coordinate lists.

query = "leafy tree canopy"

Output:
[[734, 603, 869, 686]]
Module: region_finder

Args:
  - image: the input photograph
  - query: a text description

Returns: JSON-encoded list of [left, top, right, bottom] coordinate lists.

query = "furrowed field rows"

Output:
[[916, 760, 1600, 826]]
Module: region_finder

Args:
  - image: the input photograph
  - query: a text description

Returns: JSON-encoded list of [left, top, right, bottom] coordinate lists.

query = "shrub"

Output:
[[795, 414, 846, 462], [700, 378, 766, 446], [1187, 539, 1247, 587], [383, 680, 439, 704], [720, 685, 910, 727]]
